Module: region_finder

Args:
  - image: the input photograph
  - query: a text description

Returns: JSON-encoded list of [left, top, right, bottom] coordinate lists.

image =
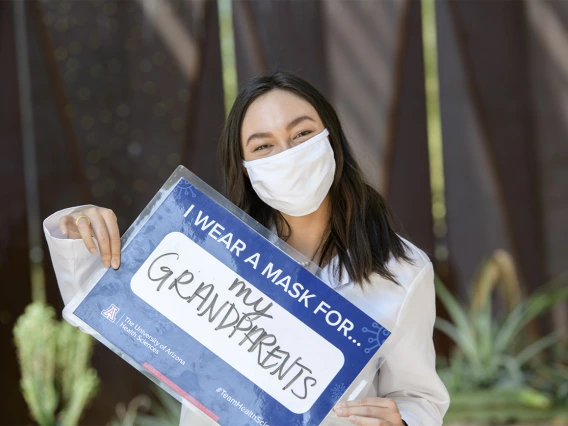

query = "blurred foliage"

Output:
[[529, 342, 568, 404], [13, 302, 99, 426], [108, 384, 180, 426], [435, 249, 568, 423], [421, 0, 449, 262], [217, 0, 238, 116]]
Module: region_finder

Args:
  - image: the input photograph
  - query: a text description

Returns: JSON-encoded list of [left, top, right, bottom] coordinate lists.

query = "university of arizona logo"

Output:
[[101, 304, 120, 322]]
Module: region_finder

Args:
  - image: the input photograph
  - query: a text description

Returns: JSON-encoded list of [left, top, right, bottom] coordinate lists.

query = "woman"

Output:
[[44, 71, 450, 425]]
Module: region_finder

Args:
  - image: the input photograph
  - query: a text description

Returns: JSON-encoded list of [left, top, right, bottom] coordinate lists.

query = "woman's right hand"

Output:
[[58, 205, 121, 270]]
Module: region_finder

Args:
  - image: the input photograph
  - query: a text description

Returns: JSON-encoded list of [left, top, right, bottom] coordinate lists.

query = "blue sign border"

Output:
[[71, 174, 390, 426]]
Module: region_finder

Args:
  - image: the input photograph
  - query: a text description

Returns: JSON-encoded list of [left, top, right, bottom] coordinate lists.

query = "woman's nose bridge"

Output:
[[275, 134, 294, 151]]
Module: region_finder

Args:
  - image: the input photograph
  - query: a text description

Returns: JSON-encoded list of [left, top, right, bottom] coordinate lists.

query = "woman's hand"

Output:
[[59, 205, 121, 270], [333, 397, 406, 425]]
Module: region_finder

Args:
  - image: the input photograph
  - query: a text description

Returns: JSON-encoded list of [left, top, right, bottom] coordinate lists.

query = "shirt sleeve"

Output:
[[43, 204, 102, 305], [377, 262, 451, 426]]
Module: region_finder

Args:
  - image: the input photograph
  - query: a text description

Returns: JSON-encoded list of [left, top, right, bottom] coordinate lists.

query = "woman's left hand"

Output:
[[333, 397, 406, 425]]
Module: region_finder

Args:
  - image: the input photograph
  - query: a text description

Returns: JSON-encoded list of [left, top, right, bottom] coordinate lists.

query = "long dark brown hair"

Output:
[[220, 71, 411, 286]]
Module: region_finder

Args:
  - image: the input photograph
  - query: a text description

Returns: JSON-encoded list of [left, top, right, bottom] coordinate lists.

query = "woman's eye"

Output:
[[253, 144, 270, 152], [295, 130, 312, 139]]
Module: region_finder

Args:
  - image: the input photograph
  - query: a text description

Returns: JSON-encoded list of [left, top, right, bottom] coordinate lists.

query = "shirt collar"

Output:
[[316, 255, 352, 289]]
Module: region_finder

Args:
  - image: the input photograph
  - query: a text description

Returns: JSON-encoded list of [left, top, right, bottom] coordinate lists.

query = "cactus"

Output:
[[13, 302, 100, 426]]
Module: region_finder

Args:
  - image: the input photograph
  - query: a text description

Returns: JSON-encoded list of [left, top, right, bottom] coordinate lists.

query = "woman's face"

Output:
[[240, 89, 325, 162]]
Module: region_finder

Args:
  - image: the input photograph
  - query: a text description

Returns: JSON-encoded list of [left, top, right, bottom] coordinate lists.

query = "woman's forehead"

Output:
[[241, 90, 321, 136]]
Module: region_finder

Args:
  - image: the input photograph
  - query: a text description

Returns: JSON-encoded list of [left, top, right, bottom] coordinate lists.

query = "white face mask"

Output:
[[242, 128, 336, 216]]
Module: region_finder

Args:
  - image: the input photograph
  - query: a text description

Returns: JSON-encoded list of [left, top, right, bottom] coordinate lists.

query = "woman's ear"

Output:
[[242, 166, 249, 177]]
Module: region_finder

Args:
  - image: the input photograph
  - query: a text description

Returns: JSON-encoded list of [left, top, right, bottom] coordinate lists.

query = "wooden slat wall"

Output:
[[0, 2, 34, 423], [232, 0, 330, 95], [437, 0, 546, 302], [1, 0, 226, 423]]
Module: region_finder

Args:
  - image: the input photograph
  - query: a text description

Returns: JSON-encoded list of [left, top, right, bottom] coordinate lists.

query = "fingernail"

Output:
[[112, 259, 119, 269], [334, 407, 343, 415], [60, 227, 66, 234], [90, 247, 97, 254], [103, 261, 111, 268], [349, 415, 357, 423]]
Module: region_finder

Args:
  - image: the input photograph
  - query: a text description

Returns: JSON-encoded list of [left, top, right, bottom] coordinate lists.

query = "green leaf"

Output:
[[434, 276, 477, 348], [494, 277, 568, 354], [435, 318, 482, 370], [516, 328, 567, 368]]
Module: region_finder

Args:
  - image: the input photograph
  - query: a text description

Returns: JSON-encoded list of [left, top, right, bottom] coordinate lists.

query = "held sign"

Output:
[[131, 231, 345, 414], [64, 170, 391, 426]]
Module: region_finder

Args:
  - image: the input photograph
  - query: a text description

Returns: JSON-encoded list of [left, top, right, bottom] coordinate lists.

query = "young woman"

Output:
[[44, 71, 450, 425]]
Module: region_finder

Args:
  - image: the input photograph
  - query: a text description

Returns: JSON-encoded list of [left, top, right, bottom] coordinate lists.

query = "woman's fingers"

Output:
[[333, 398, 402, 426], [336, 398, 397, 411], [60, 207, 121, 270], [100, 208, 121, 269], [346, 415, 391, 426], [335, 406, 389, 418], [59, 215, 72, 236], [76, 214, 99, 255]]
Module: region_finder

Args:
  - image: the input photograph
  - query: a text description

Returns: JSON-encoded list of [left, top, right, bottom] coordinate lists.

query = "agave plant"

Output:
[[435, 250, 568, 420], [528, 341, 568, 406]]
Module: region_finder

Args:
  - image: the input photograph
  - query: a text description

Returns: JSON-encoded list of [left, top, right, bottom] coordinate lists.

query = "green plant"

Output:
[[528, 340, 568, 406], [13, 302, 100, 426], [108, 384, 180, 426], [436, 251, 568, 391], [435, 250, 568, 422]]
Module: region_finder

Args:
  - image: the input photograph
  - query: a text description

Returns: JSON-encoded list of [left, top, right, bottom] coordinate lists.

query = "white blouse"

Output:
[[43, 205, 450, 426]]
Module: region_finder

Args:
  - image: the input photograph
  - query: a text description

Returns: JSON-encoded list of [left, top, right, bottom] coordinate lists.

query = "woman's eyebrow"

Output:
[[246, 115, 316, 146], [246, 131, 273, 146], [286, 115, 316, 130]]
